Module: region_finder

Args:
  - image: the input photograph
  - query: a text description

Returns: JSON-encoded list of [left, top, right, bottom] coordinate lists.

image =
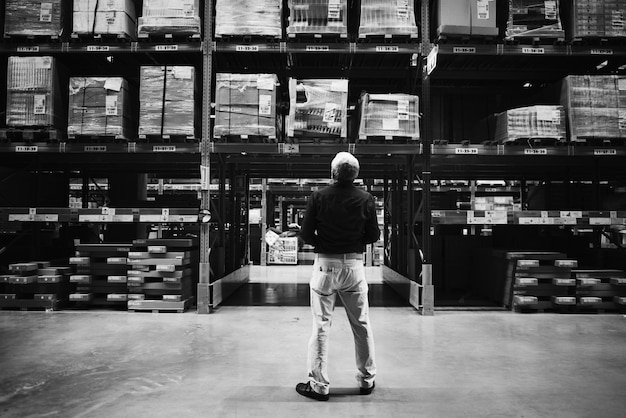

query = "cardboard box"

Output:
[[494, 105, 566, 143], [358, 0, 418, 37], [72, 0, 136, 38], [357, 93, 420, 140], [138, 0, 201, 35], [565, 0, 626, 39], [4, 0, 63, 37], [215, 0, 281, 37], [287, 0, 348, 36], [471, 0, 498, 36], [437, 0, 471, 36]]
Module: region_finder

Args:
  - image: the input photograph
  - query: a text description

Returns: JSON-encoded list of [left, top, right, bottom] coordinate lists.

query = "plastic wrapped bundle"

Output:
[[139, 66, 196, 138], [286, 0, 348, 37], [68, 78, 131, 139], [287, 78, 348, 139], [357, 93, 420, 140], [4, 0, 63, 37], [506, 0, 564, 39], [358, 0, 418, 37], [215, 0, 282, 37], [138, 0, 201, 36], [73, 0, 136, 39], [6, 56, 60, 127], [214, 74, 279, 140], [494, 105, 566, 143]]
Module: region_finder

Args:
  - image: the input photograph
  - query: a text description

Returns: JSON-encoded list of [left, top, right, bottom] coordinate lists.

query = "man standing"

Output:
[[296, 152, 380, 401]]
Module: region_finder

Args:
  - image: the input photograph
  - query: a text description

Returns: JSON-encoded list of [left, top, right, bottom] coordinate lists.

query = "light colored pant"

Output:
[[307, 254, 376, 395]]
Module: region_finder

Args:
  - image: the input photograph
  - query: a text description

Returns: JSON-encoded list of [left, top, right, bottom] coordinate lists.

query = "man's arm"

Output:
[[362, 195, 380, 245], [300, 193, 318, 247]]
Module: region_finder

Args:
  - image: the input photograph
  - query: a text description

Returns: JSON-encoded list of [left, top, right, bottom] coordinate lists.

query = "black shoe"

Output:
[[296, 382, 329, 401], [360, 382, 375, 395]]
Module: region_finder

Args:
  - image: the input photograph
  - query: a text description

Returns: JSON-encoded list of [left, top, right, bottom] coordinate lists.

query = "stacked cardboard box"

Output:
[[286, 0, 348, 37], [0, 262, 72, 310], [214, 73, 279, 140], [73, 0, 136, 39], [506, 0, 564, 39], [565, 0, 626, 39], [494, 105, 566, 143], [6, 56, 62, 128], [437, 0, 498, 37], [287, 78, 348, 139], [215, 0, 282, 37], [139, 66, 196, 138], [138, 0, 201, 36], [358, 0, 418, 37], [68, 77, 132, 139], [357, 93, 420, 140], [268, 237, 299, 265], [4, 0, 63, 37]]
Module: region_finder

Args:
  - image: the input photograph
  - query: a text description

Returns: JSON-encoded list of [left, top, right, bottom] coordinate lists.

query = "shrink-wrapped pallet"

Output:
[[286, 0, 348, 37], [138, 0, 201, 36], [494, 105, 566, 143], [437, 0, 498, 37], [68, 77, 131, 139], [506, 0, 564, 39], [564, 0, 626, 39], [287, 78, 348, 139], [357, 93, 420, 140], [6, 56, 62, 128], [214, 74, 279, 139], [4, 0, 63, 37], [73, 0, 136, 38], [139, 66, 196, 138], [215, 0, 281, 37], [358, 0, 418, 37]]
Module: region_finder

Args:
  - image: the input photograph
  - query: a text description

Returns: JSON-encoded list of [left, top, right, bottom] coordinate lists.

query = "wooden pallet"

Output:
[[0, 297, 63, 311], [357, 33, 418, 43], [357, 135, 419, 144], [138, 134, 198, 143], [138, 33, 202, 43], [503, 36, 566, 46], [3, 33, 62, 43], [67, 134, 130, 142], [0, 127, 62, 142], [214, 134, 276, 144], [127, 297, 193, 313], [501, 137, 565, 146], [70, 33, 135, 43]]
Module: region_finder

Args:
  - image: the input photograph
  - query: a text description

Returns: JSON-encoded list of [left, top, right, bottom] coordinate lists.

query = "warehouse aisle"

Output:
[[1, 309, 625, 417]]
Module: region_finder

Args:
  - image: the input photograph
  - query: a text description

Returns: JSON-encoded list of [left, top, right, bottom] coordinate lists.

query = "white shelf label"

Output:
[[306, 45, 330, 52], [453, 47, 476, 54], [79, 215, 113, 222], [524, 148, 548, 155], [15, 146, 39, 153], [591, 49, 613, 55], [522, 47, 545, 54], [87, 46, 110, 52], [84, 146, 107, 152], [594, 149, 617, 156], [112, 215, 134, 222], [455, 148, 479, 154], [376, 46, 399, 53], [236, 45, 259, 52], [153, 146, 177, 152], [589, 218, 611, 225], [17, 46, 40, 53], [155, 45, 179, 51]]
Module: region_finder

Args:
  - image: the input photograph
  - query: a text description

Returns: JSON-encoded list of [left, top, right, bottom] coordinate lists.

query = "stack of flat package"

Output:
[[6, 56, 61, 128], [68, 77, 131, 139], [494, 105, 566, 143], [214, 74, 279, 140], [215, 0, 282, 37], [287, 78, 348, 140], [565, 0, 626, 38], [437, 0, 498, 37], [138, 0, 201, 36], [139, 66, 196, 138], [560, 75, 623, 141], [73, 0, 136, 39], [357, 93, 420, 140], [506, 0, 564, 39], [4, 0, 63, 37], [286, 0, 348, 37], [358, 0, 418, 37]]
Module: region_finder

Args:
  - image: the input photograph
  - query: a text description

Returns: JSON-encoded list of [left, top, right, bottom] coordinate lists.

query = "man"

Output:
[[296, 152, 380, 401]]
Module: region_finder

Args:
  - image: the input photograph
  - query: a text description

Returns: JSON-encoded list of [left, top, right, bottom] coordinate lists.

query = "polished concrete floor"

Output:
[[1, 267, 625, 417]]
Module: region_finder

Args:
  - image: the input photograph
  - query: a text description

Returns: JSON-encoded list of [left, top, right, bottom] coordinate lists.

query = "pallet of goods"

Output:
[[137, 0, 201, 38], [286, 0, 348, 38], [573, 269, 626, 313], [214, 73, 279, 142], [139, 66, 196, 141], [72, 0, 136, 40], [505, 0, 564, 42], [268, 237, 299, 265], [4, 0, 64, 39], [494, 105, 566, 144], [358, 0, 418, 39], [287, 78, 348, 142], [564, 0, 626, 41], [127, 239, 198, 312], [0, 262, 72, 311], [437, 0, 498, 38], [67, 77, 132, 141], [215, 0, 282, 39], [356, 93, 420, 142], [69, 243, 133, 308]]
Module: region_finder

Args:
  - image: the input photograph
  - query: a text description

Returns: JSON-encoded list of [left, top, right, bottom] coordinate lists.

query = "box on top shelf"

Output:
[[506, 0, 564, 39], [68, 77, 132, 139], [287, 78, 348, 139], [215, 0, 282, 38], [72, 0, 136, 39], [357, 93, 420, 140], [564, 0, 626, 39], [437, 0, 498, 37], [494, 105, 566, 143], [286, 0, 348, 37], [138, 0, 201, 36], [139, 66, 196, 138], [4, 0, 64, 37], [358, 0, 418, 37], [214, 74, 279, 140]]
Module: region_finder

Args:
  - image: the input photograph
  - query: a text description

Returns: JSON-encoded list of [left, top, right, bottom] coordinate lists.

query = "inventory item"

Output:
[[215, 0, 281, 37], [68, 77, 132, 139], [494, 105, 566, 143], [139, 66, 196, 138], [357, 93, 420, 141], [73, 0, 136, 39], [564, 0, 626, 39], [358, 0, 418, 37], [506, 0, 564, 39], [4, 0, 63, 37], [437, 0, 498, 37], [214, 73, 279, 140], [138, 0, 201, 36], [286, 0, 348, 37], [287, 78, 348, 140]]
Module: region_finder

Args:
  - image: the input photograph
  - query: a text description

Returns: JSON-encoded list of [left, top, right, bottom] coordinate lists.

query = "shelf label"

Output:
[[15, 146, 38, 153], [431, 211, 443, 218], [453, 47, 476, 54], [78, 214, 112, 222], [155, 45, 179, 51], [467, 210, 508, 225], [306, 45, 330, 52], [524, 148, 548, 155], [112, 215, 134, 222], [17, 46, 40, 53], [34, 214, 59, 222], [376, 46, 399, 53], [139, 215, 164, 222], [589, 218, 611, 225], [427, 47, 438, 75], [522, 47, 545, 54], [455, 147, 479, 154], [281, 143, 300, 154], [84, 146, 107, 152], [591, 49, 613, 55], [594, 149, 617, 156], [519, 217, 555, 225], [87, 45, 110, 52], [153, 146, 177, 152], [8, 214, 32, 222], [236, 45, 259, 52]]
